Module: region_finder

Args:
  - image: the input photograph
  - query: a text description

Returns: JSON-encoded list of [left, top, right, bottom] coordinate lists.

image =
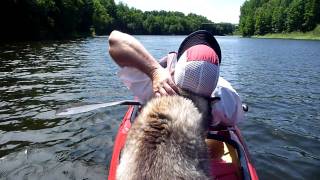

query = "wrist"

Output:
[[148, 64, 163, 80]]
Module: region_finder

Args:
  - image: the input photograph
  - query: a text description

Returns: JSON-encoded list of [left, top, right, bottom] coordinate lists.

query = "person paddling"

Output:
[[108, 30, 244, 127]]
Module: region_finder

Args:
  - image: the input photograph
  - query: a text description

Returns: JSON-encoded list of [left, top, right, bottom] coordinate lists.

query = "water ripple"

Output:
[[1, 36, 320, 179]]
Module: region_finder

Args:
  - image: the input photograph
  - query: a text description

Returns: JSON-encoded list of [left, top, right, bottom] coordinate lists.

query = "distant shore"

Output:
[[252, 25, 320, 40]]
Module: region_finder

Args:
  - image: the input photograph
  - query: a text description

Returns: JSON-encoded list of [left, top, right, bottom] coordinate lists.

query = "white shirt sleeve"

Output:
[[118, 67, 153, 104], [211, 77, 245, 126], [117, 53, 177, 104]]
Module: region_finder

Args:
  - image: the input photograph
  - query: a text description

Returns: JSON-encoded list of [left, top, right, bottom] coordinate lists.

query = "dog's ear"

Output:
[[209, 96, 220, 104]]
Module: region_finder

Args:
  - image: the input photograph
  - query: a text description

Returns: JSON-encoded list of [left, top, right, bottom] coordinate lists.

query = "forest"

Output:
[[0, 0, 235, 40], [239, 0, 320, 36]]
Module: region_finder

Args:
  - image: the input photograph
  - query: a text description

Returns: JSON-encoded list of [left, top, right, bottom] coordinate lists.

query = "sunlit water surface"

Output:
[[0, 36, 319, 179]]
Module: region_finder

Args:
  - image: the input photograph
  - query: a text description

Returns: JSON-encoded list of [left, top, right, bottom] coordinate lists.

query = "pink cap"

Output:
[[174, 30, 221, 97]]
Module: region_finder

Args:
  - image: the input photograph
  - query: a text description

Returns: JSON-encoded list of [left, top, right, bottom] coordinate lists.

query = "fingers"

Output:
[[154, 85, 175, 97], [152, 68, 179, 97], [154, 79, 179, 97], [167, 80, 179, 94], [155, 92, 161, 97], [154, 85, 169, 97], [163, 83, 176, 95], [159, 87, 168, 96]]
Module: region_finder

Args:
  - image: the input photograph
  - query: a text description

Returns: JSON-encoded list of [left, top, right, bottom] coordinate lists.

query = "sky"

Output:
[[114, 0, 246, 24]]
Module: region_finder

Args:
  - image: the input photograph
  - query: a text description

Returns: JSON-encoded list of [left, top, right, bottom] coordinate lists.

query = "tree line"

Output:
[[201, 23, 236, 35], [239, 0, 320, 36], [0, 0, 235, 40]]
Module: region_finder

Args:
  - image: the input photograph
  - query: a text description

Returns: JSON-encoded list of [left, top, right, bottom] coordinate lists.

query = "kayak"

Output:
[[108, 105, 259, 180]]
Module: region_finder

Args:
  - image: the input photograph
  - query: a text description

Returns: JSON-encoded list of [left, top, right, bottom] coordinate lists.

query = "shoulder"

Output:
[[216, 77, 237, 94], [159, 52, 178, 71]]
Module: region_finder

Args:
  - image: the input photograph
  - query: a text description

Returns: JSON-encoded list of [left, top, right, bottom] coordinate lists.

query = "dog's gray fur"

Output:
[[116, 91, 212, 180]]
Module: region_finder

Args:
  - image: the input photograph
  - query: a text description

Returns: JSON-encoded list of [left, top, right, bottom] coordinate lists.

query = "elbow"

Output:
[[109, 30, 125, 48], [108, 30, 120, 46], [108, 30, 129, 60], [108, 30, 120, 54], [108, 30, 127, 67]]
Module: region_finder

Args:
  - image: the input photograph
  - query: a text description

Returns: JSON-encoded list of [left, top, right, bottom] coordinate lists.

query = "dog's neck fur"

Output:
[[179, 89, 212, 128]]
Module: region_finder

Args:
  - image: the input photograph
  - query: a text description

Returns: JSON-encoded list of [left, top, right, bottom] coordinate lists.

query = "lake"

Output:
[[0, 36, 319, 180]]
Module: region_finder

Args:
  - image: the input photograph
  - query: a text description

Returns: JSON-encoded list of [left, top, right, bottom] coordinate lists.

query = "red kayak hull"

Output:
[[108, 105, 258, 180]]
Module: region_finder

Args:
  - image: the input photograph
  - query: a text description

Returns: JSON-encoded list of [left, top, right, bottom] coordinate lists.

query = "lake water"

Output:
[[0, 36, 319, 180]]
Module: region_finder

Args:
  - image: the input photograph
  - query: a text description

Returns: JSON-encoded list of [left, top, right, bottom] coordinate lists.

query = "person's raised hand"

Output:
[[151, 67, 179, 97]]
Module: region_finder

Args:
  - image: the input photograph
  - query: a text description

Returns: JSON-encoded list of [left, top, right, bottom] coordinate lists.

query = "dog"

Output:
[[116, 90, 214, 180]]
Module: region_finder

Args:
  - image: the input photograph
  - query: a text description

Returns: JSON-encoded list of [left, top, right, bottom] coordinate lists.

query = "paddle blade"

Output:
[[56, 100, 140, 116]]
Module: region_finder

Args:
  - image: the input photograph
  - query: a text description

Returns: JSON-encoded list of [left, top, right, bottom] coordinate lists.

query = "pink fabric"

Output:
[[211, 161, 240, 180], [186, 44, 219, 65]]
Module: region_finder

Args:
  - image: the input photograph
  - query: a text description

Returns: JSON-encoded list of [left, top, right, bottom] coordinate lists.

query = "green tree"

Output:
[[92, 0, 114, 35], [272, 6, 286, 33], [255, 8, 268, 35], [239, 0, 256, 36], [286, 0, 304, 32], [302, 0, 320, 31], [239, 0, 319, 36], [0, 0, 221, 40]]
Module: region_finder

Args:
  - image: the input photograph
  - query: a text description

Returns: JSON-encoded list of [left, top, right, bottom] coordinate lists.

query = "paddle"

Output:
[[56, 99, 248, 116], [56, 100, 141, 116], [242, 104, 249, 112]]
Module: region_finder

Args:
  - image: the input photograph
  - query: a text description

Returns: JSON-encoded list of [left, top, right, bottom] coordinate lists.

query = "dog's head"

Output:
[[116, 95, 212, 180]]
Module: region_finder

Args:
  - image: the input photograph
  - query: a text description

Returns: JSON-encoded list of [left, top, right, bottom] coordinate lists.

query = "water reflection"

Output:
[[0, 37, 130, 179], [218, 37, 320, 179]]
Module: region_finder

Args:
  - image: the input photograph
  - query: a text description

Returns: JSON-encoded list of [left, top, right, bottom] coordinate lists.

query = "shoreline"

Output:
[[252, 26, 320, 41], [253, 34, 320, 41]]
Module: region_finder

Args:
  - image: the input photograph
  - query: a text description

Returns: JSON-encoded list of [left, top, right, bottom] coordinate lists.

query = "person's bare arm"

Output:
[[108, 30, 178, 96], [108, 30, 160, 77]]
